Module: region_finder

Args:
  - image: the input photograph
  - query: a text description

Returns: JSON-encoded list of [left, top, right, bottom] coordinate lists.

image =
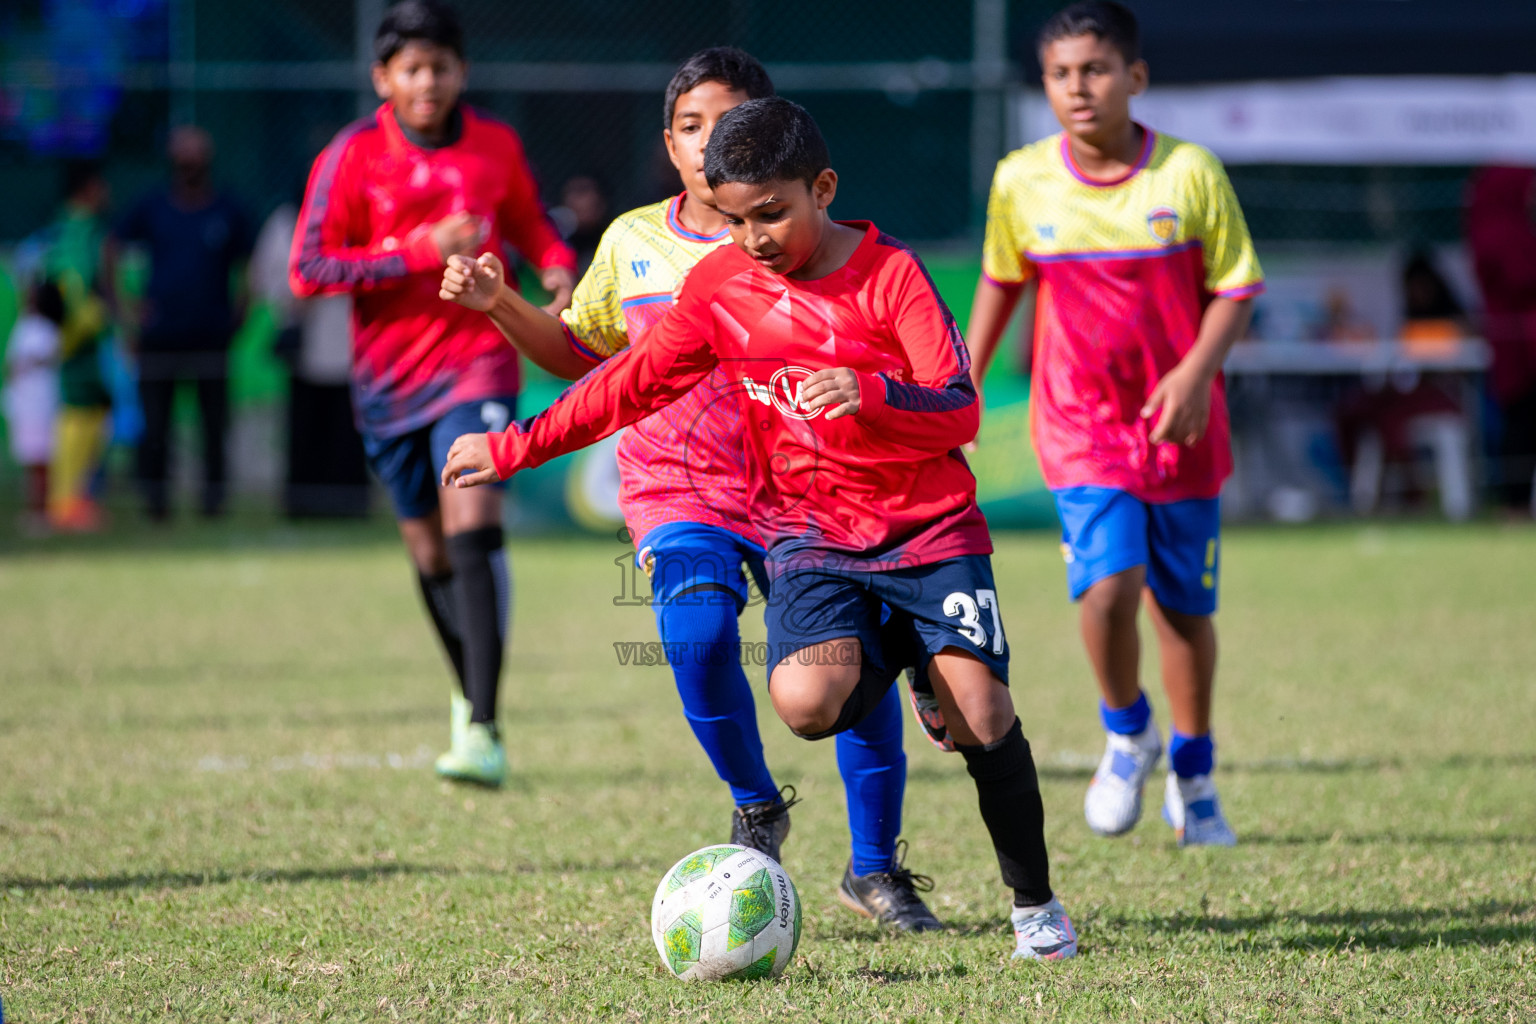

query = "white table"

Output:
[[1221, 339, 1490, 520], [1224, 339, 1490, 377]]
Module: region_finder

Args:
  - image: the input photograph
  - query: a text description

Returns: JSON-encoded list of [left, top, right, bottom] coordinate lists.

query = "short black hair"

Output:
[[375, 0, 464, 64], [33, 279, 65, 326], [1038, 1, 1140, 66], [61, 159, 104, 202], [703, 97, 829, 191], [663, 47, 774, 129]]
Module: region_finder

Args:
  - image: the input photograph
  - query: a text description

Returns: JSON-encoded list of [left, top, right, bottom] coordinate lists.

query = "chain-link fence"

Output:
[[0, 0, 1481, 247], [2, 0, 1025, 245]]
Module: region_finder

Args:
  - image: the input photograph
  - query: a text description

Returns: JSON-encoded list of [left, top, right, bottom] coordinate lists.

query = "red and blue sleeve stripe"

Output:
[[291, 116, 412, 290]]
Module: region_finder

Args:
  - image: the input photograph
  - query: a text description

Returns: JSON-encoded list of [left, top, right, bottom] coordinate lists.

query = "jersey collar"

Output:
[[383, 102, 466, 151], [667, 192, 730, 243], [1060, 124, 1155, 188]]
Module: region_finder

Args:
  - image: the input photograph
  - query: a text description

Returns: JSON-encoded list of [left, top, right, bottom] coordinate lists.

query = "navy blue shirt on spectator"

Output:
[[117, 189, 252, 350]]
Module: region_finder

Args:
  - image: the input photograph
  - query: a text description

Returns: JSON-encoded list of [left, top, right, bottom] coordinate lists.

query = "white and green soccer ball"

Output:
[[650, 844, 801, 981]]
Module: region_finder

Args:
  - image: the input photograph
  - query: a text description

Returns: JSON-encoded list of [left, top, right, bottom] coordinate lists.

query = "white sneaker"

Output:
[[1161, 772, 1237, 847], [1084, 725, 1162, 836], [1010, 898, 1078, 960]]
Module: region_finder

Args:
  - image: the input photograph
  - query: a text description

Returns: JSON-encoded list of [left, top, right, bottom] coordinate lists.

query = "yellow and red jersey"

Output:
[[983, 128, 1263, 501]]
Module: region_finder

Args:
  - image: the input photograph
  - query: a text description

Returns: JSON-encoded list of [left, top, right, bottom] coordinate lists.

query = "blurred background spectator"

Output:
[[548, 176, 611, 276], [105, 126, 252, 522], [4, 279, 64, 533], [250, 197, 369, 519], [12, 161, 119, 533], [1466, 166, 1536, 518]]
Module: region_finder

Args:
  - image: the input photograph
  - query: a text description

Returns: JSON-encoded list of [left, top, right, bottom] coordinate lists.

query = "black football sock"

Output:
[[416, 569, 467, 698], [447, 526, 508, 725], [955, 717, 1054, 908]]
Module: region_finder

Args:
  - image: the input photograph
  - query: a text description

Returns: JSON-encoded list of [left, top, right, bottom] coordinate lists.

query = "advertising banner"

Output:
[[1016, 76, 1536, 165]]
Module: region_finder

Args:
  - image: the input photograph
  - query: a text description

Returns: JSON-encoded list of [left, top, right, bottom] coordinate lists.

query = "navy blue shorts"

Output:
[[1052, 486, 1220, 616], [638, 521, 768, 613], [763, 554, 1009, 686], [362, 396, 517, 521]]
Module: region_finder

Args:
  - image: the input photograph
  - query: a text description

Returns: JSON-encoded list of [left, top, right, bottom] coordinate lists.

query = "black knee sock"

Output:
[[416, 569, 467, 697], [447, 526, 508, 725], [956, 718, 1054, 907]]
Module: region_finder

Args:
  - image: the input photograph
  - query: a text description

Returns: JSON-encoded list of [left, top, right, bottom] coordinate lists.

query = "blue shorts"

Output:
[[1052, 486, 1220, 616], [763, 554, 1010, 686], [638, 521, 768, 612], [362, 396, 517, 520]]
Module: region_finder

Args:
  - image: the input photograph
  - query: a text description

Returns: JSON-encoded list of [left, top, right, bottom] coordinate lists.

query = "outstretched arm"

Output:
[[440, 253, 595, 380], [442, 303, 718, 486]]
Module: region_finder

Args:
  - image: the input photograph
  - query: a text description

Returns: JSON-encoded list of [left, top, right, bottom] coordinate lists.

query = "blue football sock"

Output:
[[835, 682, 906, 876], [1169, 731, 1215, 778], [1100, 691, 1152, 736], [655, 592, 780, 807]]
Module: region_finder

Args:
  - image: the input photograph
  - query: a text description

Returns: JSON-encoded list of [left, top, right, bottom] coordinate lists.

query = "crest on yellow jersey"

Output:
[[1146, 206, 1180, 245]]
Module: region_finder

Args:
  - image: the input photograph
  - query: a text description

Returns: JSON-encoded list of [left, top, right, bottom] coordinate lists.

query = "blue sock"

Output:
[[1100, 691, 1152, 736], [655, 593, 780, 807], [1169, 731, 1214, 778], [835, 682, 906, 876]]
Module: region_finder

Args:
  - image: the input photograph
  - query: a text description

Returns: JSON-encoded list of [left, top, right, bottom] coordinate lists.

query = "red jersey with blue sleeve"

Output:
[[289, 103, 575, 439], [487, 222, 990, 572], [982, 128, 1264, 502]]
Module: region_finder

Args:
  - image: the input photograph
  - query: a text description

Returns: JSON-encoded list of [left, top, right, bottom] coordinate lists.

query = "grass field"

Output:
[[2, 519, 1533, 1022]]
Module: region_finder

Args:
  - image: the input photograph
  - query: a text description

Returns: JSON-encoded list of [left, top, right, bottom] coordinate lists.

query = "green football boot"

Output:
[[434, 721, 508, 787], [448, 692, 471, 751]]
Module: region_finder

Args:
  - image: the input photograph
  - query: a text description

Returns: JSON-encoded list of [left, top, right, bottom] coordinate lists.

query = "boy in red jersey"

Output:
[[440, 50, 935, 930], [289, 0, 577, 786], [441, 97, 1077, 960], [967, 1, 1262, 846]]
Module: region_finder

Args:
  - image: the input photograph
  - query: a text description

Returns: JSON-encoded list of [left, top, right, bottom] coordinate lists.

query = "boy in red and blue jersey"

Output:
[[442, 97, 1078, 961], [968, 2, 1262, 846], [289, 0, 577, 786], [439, 50, 931, 930]]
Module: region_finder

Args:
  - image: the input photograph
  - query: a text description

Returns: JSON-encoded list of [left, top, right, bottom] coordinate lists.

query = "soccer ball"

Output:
[[651, 844, 801, 981]]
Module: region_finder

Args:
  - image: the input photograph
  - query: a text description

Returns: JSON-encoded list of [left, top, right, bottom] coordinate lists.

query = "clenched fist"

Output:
[[440, 252, 506, 312]]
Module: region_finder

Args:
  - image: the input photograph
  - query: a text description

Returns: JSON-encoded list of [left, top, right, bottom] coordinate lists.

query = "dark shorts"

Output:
[[763, 554, 1010, 686], [1052, 486, 1220, 616], [362, 396, 517, 520]]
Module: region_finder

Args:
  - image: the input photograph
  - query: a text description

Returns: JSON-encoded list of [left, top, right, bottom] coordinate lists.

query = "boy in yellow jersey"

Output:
[[967, 2, 1263, 846], [440, 49, 937, 929]]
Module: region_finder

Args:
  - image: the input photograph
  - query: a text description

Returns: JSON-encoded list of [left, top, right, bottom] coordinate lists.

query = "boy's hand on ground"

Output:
[[539, 266, 575, 315], [1142, 362, 1213, 446], [440, 433, 502, 489], [802, 367, 861, 420], [440, 253, 505, 312], [431, 212, 486, 263]]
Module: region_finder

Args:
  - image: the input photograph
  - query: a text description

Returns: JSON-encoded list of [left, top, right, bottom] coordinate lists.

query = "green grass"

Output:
[[2, 520, 1534, 1022]]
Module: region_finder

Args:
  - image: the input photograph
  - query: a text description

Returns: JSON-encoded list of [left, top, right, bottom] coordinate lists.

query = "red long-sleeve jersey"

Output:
[[290, 103, 575, 438], [488, 222, 990, 571]]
